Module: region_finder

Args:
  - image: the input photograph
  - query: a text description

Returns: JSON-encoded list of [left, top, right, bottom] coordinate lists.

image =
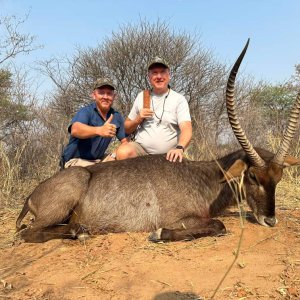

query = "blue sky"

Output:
[[1, 0, 300, 94]]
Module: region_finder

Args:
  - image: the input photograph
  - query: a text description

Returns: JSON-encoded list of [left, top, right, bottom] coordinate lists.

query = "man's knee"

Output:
[[116, 144, 137, 160]]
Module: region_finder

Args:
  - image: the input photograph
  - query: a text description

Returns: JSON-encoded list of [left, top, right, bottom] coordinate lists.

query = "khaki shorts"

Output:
[[64, 158, 101, 168], [129, 141, 148, 157], [64, 154, 114, 168]]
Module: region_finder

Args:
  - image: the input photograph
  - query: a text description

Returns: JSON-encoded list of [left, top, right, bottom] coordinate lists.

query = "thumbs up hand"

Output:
[[105, 114, 114, 124], [98, 114, 117, 138]]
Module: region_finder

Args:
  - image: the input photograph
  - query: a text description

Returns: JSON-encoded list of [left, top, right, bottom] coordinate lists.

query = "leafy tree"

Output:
[[0, 14, 39, 139], [0, 68, 35, 140], [250, 84, 296, 135], [0, 14, 41, 183]]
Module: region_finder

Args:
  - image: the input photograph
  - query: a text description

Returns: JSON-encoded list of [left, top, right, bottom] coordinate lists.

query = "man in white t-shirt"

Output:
[[116, 57, 192, 162]]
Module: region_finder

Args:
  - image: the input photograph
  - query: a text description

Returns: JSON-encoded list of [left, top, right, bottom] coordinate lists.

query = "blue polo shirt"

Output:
[[61, 103, 125, 163]]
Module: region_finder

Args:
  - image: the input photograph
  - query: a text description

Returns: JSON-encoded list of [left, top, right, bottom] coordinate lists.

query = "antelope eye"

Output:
[[248, 171, 259, 185], [249, 172, 255, 180]]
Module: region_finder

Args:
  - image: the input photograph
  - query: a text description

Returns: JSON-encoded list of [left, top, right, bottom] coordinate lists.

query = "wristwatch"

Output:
[[176, 145, 184, 152]]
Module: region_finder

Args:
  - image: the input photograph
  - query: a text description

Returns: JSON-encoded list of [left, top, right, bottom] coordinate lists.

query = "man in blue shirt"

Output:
[[61, 78, 127, 168]]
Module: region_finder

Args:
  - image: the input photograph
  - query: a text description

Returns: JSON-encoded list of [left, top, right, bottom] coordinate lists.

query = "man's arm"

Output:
[[177, 121, 193, 149], [166, 121, 192, 162], [124, 117, 142, 134], [71, 115, 116, 139]]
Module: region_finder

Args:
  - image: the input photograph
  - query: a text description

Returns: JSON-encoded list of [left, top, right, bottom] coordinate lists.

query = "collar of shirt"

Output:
[[91, 103, 116, 121]]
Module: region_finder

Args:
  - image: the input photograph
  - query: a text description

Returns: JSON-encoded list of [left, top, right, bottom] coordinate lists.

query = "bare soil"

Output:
[[0, 189, 299, 300]]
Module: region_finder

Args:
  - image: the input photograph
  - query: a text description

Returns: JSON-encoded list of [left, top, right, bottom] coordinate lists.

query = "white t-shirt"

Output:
[[128, 89, 191, 154]]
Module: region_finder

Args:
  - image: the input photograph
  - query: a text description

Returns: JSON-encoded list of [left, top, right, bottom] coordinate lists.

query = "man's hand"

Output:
[[166, 148, 184, 163], [98, 114, 117, 138], [125, 109, 154, 134], [139, 108, 154, 120], [102, 152, 116, 162]]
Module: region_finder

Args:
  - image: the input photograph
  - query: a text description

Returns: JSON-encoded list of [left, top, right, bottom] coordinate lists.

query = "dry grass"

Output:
[[0, 141, 59, 209], [0, 142, 31, 208], [267, 134, 300, 210]]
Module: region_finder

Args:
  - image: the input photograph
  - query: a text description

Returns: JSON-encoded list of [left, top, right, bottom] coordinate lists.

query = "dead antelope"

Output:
[[16, 40, 300, 243]]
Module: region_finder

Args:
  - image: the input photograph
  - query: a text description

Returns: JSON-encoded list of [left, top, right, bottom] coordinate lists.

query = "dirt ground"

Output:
[[0, 187, 299, 300]]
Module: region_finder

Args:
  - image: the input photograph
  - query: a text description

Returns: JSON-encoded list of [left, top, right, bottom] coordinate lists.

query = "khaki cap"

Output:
[[93, 78, 115, 90], [148, 57, 169, 70]]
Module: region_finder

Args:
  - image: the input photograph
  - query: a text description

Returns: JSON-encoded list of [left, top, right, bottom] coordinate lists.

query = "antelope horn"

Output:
[[226, 39, 266, 168], [272, 91, 300, 165]]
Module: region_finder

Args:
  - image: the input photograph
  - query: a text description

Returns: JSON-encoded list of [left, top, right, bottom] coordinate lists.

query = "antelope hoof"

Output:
[[77, 232, 90, 242], [16, 224, 27, 232], [148, 228, 163, 242]]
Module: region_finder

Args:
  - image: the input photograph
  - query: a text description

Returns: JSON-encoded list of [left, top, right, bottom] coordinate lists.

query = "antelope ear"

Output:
[[283, 156, 300, 167], [221, 159, 248, 183]]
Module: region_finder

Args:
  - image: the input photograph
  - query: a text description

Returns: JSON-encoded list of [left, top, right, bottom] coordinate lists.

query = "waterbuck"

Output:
[[16, 40, 300, 243]]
